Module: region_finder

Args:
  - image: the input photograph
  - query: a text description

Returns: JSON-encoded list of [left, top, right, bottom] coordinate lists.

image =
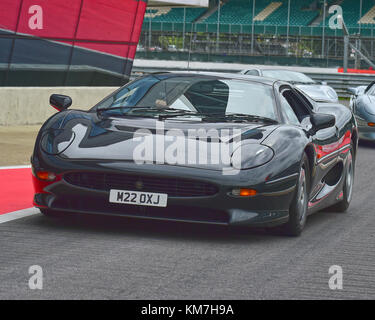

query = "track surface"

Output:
[[0, 143, 375, 300]]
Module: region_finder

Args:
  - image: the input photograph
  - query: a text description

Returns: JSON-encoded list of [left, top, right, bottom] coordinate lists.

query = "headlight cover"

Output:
[[231, 144, 274, 170], [41, 128, 75, 155], [364, 102, 375, 116]]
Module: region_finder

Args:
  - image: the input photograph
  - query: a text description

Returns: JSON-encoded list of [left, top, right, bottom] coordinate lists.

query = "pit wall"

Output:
[[0, 87, 117, 126]]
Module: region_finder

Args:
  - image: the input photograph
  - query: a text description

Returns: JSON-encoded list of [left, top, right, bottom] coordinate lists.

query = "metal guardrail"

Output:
[[132, 66, 375, 98]]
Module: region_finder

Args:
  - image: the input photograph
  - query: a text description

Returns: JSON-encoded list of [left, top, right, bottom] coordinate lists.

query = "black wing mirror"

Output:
[[310, 113, 335, 132], [50, 94, 72, 111]]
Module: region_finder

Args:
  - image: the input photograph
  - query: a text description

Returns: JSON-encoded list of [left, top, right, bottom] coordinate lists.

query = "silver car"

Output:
[[348, 81, 375, 141], [240, 68, 338, 103]]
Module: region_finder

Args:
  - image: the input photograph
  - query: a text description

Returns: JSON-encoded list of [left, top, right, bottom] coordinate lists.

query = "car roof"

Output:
[[242, 67, 307, 74], [153, 71, 279, 86], [256, 68, 303, 73]]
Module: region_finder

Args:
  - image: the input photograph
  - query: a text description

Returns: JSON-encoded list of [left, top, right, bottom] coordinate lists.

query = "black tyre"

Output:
[[39, 208, 63, 218], [281, 153, 310, 237], [329, 144, 354, 212]]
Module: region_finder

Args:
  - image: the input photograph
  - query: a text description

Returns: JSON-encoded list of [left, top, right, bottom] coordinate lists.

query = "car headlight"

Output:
[[41, 128, 75, 155], [364, 103, 375, 116], [231, 144, 274, 170]]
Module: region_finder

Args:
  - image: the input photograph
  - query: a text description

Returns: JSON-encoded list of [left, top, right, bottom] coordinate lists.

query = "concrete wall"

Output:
[[0, 87, 118, 126]]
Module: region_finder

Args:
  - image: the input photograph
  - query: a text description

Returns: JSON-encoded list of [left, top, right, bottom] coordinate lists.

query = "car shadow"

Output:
[[33, 211, 290, 244], [31, 202, 350, 243], [358, 140, 375, 149]]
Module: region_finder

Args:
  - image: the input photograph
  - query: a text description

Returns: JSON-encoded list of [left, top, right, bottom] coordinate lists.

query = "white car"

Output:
[[240, 68, 338, 103]]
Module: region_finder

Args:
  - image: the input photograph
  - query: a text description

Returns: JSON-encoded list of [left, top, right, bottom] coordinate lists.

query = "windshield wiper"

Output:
[[203, 113, 278, 124], [154, 111, 278, 123], [156, 109, 212, 120], [97, 106, 203, 120], [97, 106, 159, 114]]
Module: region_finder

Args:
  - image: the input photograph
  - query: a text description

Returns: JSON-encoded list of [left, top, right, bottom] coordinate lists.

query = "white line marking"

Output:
[[0, 165, 31, 170], [0, 208, 39, 224]]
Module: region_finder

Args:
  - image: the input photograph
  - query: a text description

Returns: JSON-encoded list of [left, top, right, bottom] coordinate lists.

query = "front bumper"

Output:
[[358, 128, 375, 141], [356, 116, 375, 141], [35, 192, 289, 227], [33, 167, 294, 227]]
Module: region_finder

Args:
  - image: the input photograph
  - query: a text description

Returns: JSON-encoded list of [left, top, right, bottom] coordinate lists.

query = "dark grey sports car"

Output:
[[32, 72, 358, 236], [348, 81, 375, 141]]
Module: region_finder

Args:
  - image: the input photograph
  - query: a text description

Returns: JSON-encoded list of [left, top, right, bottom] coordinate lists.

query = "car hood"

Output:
[[295, 84, 338, 103], [42, 112, 278, 171]]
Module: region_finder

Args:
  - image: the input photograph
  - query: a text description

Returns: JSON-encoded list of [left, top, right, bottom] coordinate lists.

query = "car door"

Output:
[[280, 86, 340, 206]]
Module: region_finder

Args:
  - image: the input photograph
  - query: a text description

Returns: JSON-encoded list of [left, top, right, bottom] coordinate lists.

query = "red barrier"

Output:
[[0, 0, 146, 60], [338, 68, 375, 74]]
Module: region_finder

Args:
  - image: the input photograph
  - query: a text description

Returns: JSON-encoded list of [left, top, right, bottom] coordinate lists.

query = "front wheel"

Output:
[[280, 153, 310, 237], [329, 144, 354, 212]]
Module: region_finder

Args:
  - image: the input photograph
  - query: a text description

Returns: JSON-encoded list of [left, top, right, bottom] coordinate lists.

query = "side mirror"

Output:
[[50, 94, 72, 111], [347, 87, 358, 96], [321, 81, 328, 86], [310, 113, 335, 132]]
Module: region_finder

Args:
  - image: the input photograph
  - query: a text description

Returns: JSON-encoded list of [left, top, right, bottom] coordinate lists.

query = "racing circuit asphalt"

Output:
[[0, 142, 375, 300]]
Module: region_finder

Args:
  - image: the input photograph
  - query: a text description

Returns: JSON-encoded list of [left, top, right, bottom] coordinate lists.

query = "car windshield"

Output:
[[262, 70, 315, 84], [94, 75, 277, 121]]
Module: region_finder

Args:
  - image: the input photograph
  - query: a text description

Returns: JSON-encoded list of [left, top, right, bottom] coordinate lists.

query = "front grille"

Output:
[[64, 172, 218, 197]]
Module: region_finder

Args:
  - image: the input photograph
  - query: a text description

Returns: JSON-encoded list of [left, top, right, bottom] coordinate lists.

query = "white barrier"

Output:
[[0, 87, 117, 126]]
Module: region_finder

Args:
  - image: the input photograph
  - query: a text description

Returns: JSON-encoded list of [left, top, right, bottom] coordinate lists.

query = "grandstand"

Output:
[[359, 5, 375, 25], [203, 0, 265, 25], [259, 0, 318, 26], [144, 7, 206, 22], [143, 0, 375, 31], [321, 0, 375, 28], [203, 0, 319, 26], [139, 0, 375, 70]]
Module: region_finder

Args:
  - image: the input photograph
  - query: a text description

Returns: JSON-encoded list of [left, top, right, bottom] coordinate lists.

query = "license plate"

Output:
[[109, 189, 168, 207]]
